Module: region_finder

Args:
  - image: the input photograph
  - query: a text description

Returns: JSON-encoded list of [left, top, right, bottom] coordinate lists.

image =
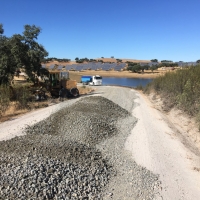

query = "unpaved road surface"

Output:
[[0, 86, 200, 199]]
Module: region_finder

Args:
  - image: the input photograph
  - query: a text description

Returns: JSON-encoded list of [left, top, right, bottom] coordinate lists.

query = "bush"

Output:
[[0, 85, 33, 117], [13, 86, 32, 109], [0, 86, 11, 116], [144, 65, 200, 128]]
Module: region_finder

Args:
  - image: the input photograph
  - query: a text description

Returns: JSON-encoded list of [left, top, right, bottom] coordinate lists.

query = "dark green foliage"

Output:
[[127, 63, 149, 73], [0, 86, 11, 116], [89, 59, 97, 62], [0, 85, 32, 116], [116, 59, 122, 63], [12, 85, 32, 109], [141, 65, 150, 71], [161, 60, 173, 63], [0, 23, 4, 34], [150, 59, 158, 62], [132, 65, 142, 73], [75, 57, 90, 63], [144, 65, 200, 129], [44, 57, 71, 63], [0, 24, 48, 85], [159, 63, 178, 67], [149, 65, 158, 72]]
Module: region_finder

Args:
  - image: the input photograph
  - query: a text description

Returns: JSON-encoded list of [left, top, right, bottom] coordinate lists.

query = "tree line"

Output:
[[0, 24, 49, 85], [43, 57, 71, 63], [126, 61, 178, 73]]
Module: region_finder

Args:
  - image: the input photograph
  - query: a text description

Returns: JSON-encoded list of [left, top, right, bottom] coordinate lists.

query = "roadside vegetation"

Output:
[[144, 65, 200, 129], [0, 83, 93, 122], [0, 84, 48, 119]]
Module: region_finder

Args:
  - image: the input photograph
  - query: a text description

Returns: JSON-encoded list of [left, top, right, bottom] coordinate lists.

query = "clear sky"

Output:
[[0, 0, 200, 62]]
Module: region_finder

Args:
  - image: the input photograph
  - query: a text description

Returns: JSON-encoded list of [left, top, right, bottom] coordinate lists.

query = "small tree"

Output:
[[116, 59, 122, 63], [150, 65, 158, 73], [150, 59, 158, 62], [141, 65, 149, 73], [128, 65, 141, 73], [161, 60, 173, 63]]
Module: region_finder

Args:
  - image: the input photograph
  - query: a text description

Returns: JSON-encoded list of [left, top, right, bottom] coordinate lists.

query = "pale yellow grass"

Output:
[[0, 86, 94, 123]]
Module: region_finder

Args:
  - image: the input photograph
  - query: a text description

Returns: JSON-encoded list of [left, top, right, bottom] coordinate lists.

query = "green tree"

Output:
[[150, 65, 158, 73], [0, 24, 49, 85], [161, 60, 173, 63], [22, 25, 48, 82], [0, 34, 17, 84], [141, 65, 149, 72], [0, 23, 4, 34], [128, 65, 141, 73], [150, 59, 158, 62], [196, 60, 200, 63]]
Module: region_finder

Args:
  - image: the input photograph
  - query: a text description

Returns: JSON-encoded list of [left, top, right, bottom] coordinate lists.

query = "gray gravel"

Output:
[[0, 86, 162, 199]]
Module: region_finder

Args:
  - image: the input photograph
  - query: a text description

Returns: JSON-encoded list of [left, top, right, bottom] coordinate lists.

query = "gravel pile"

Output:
[[0, 96, 129, 199], [0, 89, 162, 199]]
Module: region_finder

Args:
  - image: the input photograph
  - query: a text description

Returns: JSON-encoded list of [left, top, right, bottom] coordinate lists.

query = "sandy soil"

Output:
[[125, 90, 200, 200]]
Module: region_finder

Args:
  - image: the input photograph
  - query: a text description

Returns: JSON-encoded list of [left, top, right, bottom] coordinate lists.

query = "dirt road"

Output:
[[93, 86, 200, 199], [0, 86, 200, 199], [124, 91, 200, 200]]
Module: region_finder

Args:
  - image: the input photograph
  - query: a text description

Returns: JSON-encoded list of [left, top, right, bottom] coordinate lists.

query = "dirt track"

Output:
[[0, 86, 200, 199]]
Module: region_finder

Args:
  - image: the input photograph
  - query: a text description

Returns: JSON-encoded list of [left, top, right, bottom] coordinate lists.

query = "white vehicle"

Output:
[[81, 75, 102, 86]]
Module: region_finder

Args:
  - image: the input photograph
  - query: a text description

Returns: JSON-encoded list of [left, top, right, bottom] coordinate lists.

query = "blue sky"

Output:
[[0, 0, 200, 62]]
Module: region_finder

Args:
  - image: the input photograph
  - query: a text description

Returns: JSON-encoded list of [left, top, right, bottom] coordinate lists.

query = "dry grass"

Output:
[[0, 86, 93, 123], [0, 101, 48, 123]]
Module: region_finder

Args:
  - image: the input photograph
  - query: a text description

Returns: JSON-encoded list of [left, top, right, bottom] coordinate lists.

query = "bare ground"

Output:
[[1, 86, 200, 199], [125, 90, 200, 200]]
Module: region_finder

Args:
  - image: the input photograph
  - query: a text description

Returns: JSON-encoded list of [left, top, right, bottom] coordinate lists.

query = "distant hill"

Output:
[[95, 58, 150, 63], [43, 58, 150, 67]]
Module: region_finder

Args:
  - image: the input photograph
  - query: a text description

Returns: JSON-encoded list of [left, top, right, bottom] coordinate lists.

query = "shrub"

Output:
[[13, 85, 32, 109], [144, 65, 200, 128], [0, 86, 11, 116]]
